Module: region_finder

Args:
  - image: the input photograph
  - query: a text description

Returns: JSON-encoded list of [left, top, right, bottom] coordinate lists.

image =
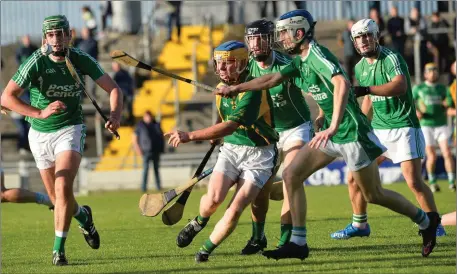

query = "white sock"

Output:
[[418, 215, 430, 230], [352, 222, 367, 229], [290, 228, 307, 246]]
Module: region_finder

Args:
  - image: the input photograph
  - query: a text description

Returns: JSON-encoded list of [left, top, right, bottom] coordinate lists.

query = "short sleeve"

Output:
[[227, 91, 261, 127], [385, 52, 406, 80], [310, 47, 343, 82], [12, 52, 41, 88], [72, 48, 105, 81], [279, 58, 300, 78]]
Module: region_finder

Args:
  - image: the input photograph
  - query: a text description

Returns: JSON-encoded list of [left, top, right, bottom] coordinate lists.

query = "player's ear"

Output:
[[295, 29, 305, 40]]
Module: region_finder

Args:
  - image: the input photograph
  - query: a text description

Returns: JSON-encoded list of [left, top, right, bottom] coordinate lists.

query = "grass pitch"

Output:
[[2, 182, 456, 273]]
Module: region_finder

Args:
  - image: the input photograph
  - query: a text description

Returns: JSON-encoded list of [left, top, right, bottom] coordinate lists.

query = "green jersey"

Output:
[[247, 51, 310, 132], [12, 47, 105, 132], [216, 75, 279, 147], [355, 46, 420, 129], [280, 40, 372, 144], [412, 82, 453, 127]]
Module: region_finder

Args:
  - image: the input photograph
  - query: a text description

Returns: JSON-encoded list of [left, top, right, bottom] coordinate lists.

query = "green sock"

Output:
[[448, 173, 455, 185], [199, 239, 218, 254], [252, 221, 265, 241], [278, 224, 292, 246], [428, 172, 436, 184], [197, 215, 209, 226], [73, 206, 88, 227], [53, 231, 67, 254]]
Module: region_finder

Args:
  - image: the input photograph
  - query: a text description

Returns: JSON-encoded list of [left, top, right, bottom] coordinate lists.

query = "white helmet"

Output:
[[350, 19, 379, 57]]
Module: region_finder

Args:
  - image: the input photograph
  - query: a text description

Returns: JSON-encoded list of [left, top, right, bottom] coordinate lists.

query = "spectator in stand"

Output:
[[429, 12, 451, 73], [133, 111, 165, 192], [16, 35, 38, 65], [369, 7, 385, 45], [339, 19, 359, 84], [70, 28, 82, 48], [111, 61, 135, 125], [77, 27, 99, 99], [260, 1, 277, 19], [81, 6, 98, 38], [405, 7, 429, 73], [387, 6, 406, 56], [167, 1, 182, 43], [100, 1, 113, 34]]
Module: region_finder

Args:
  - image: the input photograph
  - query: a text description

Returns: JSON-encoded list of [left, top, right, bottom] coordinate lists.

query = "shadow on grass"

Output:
[[90, 242, 455, 273]]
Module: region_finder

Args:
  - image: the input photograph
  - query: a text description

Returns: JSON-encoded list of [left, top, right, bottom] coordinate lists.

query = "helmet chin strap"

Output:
[[253, 53, 269, 62], [361, 45, 379, 58], [41, 42, 68, 56]]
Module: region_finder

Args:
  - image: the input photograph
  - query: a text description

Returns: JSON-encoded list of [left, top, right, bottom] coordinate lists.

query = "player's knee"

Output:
[[442, 149, 453, 160], [208, 193, 225, 208], [282, 167, 301, 188], [426, 150, 437, 162]]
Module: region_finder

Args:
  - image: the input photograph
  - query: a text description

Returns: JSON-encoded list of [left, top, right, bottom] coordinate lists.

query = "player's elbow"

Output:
[[267, 73, 284, 89], [392, 76, 407, 96], [225, 121, 240, 135]]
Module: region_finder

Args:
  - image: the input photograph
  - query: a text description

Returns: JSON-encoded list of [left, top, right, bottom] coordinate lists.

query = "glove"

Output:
[[353, 86, 371, 98]]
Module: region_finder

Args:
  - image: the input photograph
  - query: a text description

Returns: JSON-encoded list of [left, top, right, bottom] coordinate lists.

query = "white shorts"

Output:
[[28, 124, 86, 170], [277, 121, 313, 150], [319, 131, 386, 171], [421, 125, 451, 147], [374, 127, 425, 164], [213, 143, 277, 189]]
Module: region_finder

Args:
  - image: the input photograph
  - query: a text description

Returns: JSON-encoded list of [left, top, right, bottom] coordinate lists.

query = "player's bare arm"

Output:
[[368, 75, 407, 96], [95, 74, 123, 132], [215, 72, 286, 97], [165, 120, 239, 147], [315, 105, 325, 130], [210, 115, 223, 145], [1, 80, 66, 119], [309, 74, 350, 149], [361, 95, 373, 120]]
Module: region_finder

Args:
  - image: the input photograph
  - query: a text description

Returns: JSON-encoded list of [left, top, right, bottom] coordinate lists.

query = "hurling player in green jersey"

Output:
[[1, 15, 123, 266], [330, 19, 442, 244], [165, 41, 278, 263], [413, 63, 455, 192], [216, 10, 437, 260], [240, 19, 313, 255]]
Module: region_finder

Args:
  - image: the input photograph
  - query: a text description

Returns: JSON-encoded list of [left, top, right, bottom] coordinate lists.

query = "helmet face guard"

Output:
[[213, 46, 248, 85], [274, 11, 316, 55], [41, 15, 71, 57], [351, 19, 380, 58], [244, 19, 274, 62]]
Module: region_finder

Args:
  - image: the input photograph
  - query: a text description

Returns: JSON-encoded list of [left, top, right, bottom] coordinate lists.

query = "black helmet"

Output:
[[244, 19, 274, 62]]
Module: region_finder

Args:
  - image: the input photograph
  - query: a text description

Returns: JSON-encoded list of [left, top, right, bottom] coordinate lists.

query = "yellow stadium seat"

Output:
[[95, 25, 224, 171]]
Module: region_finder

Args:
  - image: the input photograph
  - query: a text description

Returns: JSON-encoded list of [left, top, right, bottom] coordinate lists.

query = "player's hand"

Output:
[[105, 114, 120, 134], [314, 115, 325, 131], [210, 139, 221, 145], [1, 106, 11, 115], [308, 126, 337, 149], [353, 86, 370, 98], [38, 101, 66, 119], [164, 130, 190, 147], [416, 110, 423, 120], [214, 84, 240, 98]]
